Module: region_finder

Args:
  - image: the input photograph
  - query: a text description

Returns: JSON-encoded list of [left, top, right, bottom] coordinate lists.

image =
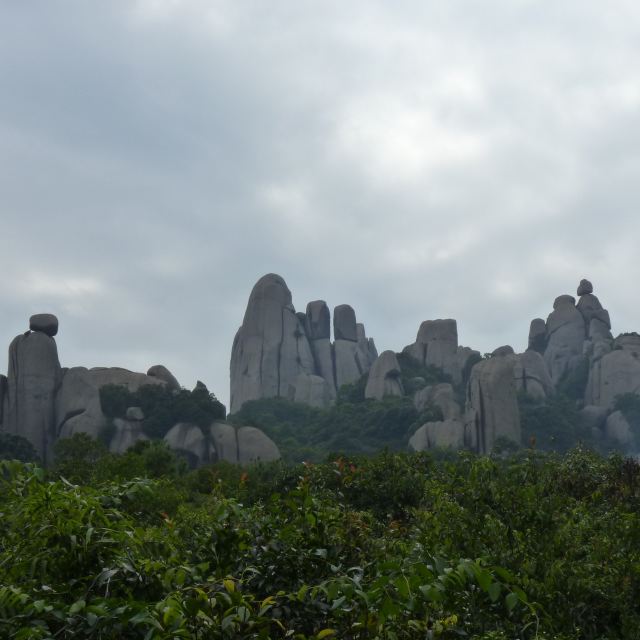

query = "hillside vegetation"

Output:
[[1, 447, 639, 639]]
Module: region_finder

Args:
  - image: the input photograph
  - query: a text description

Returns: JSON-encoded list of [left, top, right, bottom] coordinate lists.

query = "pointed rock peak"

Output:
[[246, 273, 292, 311], [334, 304, 358, 341], [577, 279, 593, 296], [306, 300, 330, 340], [29, 313, 59, 337]]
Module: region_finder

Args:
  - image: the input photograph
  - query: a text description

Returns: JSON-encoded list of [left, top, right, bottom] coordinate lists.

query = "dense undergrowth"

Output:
[[2, 447, 640, 639]]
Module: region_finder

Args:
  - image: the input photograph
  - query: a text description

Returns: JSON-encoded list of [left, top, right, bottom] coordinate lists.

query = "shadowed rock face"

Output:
[[6, 329, 61, 464]]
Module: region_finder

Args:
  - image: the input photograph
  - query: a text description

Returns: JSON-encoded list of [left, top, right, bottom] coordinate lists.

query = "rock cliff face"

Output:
[[1, 314, 280, 466], [230, 274, 377, 413]]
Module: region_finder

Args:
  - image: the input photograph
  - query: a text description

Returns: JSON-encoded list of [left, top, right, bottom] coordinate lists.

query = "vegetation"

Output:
[[99, 384, 226, 440], [1, 448, 640, 638], [0, 432, 39, 463]]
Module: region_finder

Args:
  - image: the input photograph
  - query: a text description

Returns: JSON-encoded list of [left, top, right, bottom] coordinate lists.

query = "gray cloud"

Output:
[[1, 0, 639, 408]]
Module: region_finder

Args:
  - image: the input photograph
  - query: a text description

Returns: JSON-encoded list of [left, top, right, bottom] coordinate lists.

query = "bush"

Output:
[[0, 433, 39, 463]]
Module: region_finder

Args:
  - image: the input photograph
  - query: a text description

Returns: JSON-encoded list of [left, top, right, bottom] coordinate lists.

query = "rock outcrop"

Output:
[[6, 326, 62, 463], [409, 419, 468, 451], [29, 314, 59, 337], [514, 350, 554, 400], [413, 383, 461, 420], [230, 274, 377, 413], [465, 352, 521, 453], [147, 365, 181, 391], [364, 351, 403, 400], [164, 423, 211, 467], [585, 348, 640, 408], [544, 295, 586, 384]]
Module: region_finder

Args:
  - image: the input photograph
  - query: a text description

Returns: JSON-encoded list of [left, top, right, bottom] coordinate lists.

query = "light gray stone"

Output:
[[29, 313, 59, 337], [528, 318, 547, 353], [356, 323, 378, 371], [334, 339, 364, 390], [409, 419, 467, 451], [209, 421, 239, 463], [465, 353, 521, 453], [109, 418, 149, 454], [310, 338, 336, 396], [289, 373, 334, 408], [544, 296, 586, 384], [585, 349, 640, 408], [230, 274, 316, 413], [333, 304, 358, 342], [237, 426, 281, 464], [56, 367, 165, 441], [492, 345, 514, 357], [305, 300, 330, 340], [414, 383, 461, 420], [126, 406, 144, 421], [365, 351, 404, 400], [6, 331, 61, 463], [147, 365, 180, 391], [605, 411, 634, 447], [576, 293, 604, 325], [577, 279, 593, 296], [589, 318, 612, 342], [514, 350, 554, 400], [164, 423, 211, 467], [614, 334, 640, 353]]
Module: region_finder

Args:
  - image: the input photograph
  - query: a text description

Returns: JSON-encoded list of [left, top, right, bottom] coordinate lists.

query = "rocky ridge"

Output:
[[1, 316, 280, 466]]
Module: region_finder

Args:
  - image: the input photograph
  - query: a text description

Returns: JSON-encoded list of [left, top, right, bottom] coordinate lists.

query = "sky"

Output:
[[1, 0, 639, 410]]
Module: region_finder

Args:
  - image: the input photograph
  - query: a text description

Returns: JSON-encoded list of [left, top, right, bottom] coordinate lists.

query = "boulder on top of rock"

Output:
[[528, 318, 547, 352], [365, 351, 403, 400], [577, 279, 594, 296], [404, 319, 459, 375], [553, 295, 577, 310], [577, 294, 604, 325], [147, 365, 180, 391], [29, 313, 59, 337], [334, 304, 358, 342], [109, 418, 148, 454], [6, 330, 62, 463], [305, 300, 331, 340]]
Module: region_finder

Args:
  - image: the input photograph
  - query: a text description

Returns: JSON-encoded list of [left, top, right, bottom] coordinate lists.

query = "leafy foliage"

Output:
[[100, 383, 226, 439], [0, 432, 40, 463], [1, 449, 639, 638]]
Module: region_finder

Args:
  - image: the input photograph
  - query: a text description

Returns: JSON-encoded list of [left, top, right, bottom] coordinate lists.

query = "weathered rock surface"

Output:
[[544, 295, 586, 384], [0, 374, 7, 428], [126, 406, 144, 421], [237, 426, 281, 464], [334, 305, 358, 342], [29, 314, 59, 337], [615, 334, 640, 353], [164, 423, 211, 467], [333, 339, 364, 389], [209, 422, 238, 463], [492, 345, 514, 358], [577, 294, 604, 325], [528, 318, 547, 353], [605, 411, 634, 447], [309, 338, 336, 396], [409, 419, 467, 451], [230, 274, 316, 413], [147, 365, 180, 391], [585, 349, 640, 408], [305, 301, 331, 340], [365, 351, 403, 400], [56, 367, 165, 440], [109, 417, 148, 454], [414, 383, 461, 420], [514, 350, 554, 400], [356, 323, 379, 371], [577, 279, 593, 296], [6, 331, 62, 463], [579, 405, 608, 431], [466, 353, 521, 453], [289, 373, 334, 408]]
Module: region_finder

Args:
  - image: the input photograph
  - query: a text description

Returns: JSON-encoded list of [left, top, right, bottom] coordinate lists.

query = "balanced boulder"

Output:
[[29, 313, 59, 337], [147, 365, 180, 391], [333, 305, 358, 342]]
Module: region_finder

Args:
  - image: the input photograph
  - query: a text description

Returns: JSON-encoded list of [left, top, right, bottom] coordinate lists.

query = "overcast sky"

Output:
[[1, 0, 639, 409]]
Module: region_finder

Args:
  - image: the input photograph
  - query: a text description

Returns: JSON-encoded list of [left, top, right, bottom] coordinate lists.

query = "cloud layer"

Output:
[[1, 1, 639, 408]]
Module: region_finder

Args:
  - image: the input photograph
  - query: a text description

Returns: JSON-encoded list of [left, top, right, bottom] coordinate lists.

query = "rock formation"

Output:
[[147, 365, 181, 391], [413, 383, 461, 420], [230, 274, 377, 413], [5, 325, 62, 463], [465, 351, 521, 454], [409, 419, 468, 452], [364, 351, 403, 400], [513, 350, 554, 400]]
